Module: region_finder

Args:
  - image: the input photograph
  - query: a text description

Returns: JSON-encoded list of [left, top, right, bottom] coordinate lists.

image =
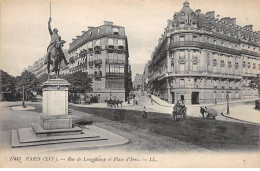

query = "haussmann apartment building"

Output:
[[148, 1, 260, 105]]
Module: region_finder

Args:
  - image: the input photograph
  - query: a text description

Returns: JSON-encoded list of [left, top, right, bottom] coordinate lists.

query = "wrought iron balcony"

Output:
[[88, 48, 93, 52], [94, 46, 102, 51], [94, 59, 102, 66], [241, 49, 260, 57], [89, 61, 94, 67], [169, 41, 241, 56], [94, 71, 102, 79]]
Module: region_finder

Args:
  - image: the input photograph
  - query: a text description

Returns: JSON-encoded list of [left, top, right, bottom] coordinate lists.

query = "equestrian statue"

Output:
[[44, 17, 69, 78]]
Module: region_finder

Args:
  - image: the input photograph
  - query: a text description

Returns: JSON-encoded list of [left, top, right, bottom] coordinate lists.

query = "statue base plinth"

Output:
[[40, 115, 72, 130]]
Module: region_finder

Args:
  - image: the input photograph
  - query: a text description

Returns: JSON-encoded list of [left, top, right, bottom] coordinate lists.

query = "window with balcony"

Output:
[[179, 36, 185, 42], [118, 39, 124, 50], [117, 53, 125, 63], [228, 61, 232, 68], [253, 63, 256, 69], [193, 36, 197, 41], [248, 62, 250, 68], [94, 39, 101, 51], [108, 38, 114, 49], [243, 61, 246, 68], [112, 27, 119, 35], [179, 50, 185, 60], [220, 60, 225, 67], [180, 64, 185, 72], [88, 41, 93, 52], [192, 63, 197, 71], [213, 59, 217, 66], [235, 62, 239, 69]]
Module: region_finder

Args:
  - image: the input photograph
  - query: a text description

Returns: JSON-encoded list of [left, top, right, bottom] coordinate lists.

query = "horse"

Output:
[[200, 106, 217, 119], [47, 40, 66, 78]]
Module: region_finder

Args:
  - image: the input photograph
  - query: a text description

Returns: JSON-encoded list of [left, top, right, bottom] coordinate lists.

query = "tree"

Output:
[[125, 66, 133, 99], [15, 70, 39, 100], [249, 74, 260, 95], [36, 73, 49, 94], [61, 71, 92, 93], [0, 70, 16, 101]]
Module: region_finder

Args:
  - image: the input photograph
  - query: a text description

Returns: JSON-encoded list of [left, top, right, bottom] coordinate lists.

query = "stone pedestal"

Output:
[[41, 79, 71, 130]]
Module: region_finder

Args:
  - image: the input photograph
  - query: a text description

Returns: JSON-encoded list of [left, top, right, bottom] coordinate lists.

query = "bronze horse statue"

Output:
[[47, 39, 66, 78]]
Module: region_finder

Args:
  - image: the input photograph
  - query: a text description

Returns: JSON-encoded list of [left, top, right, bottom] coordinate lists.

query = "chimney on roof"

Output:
[[183, 1, 189, 7], [244, 25, 253, 30], [88, 27, 95, 30], [206, 11, 215, 18], [230, 18, 236, 25], [195, 9, 201, 14], [220, 17, 231, 24], [104, 21, 113, 25]]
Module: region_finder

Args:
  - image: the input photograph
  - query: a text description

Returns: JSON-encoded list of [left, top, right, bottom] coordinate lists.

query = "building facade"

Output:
[[133, 74, 143, 90], [149, 1, 260, 104], [26, 50, 69, 78], [60, 21, 130, 102]]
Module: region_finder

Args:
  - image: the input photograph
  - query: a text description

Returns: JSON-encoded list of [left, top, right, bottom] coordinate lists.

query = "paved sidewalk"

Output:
[[223, 105, 260, 124]]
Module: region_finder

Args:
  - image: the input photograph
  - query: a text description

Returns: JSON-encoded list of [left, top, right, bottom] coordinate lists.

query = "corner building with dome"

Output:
[[148, 1, 260, 104]]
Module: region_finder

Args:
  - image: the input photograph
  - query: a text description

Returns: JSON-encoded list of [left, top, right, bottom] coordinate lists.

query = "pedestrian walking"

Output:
[[135, 96, 139, 105], [143, 107, 148, 118], [150, 97, 153, 105]]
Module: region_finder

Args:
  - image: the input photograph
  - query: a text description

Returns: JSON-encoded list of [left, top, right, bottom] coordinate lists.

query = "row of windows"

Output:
[[106, 78, 124, 89], [171, 35, 260, 51], [105, 65, 125, 74], [70, 38, 125, 55]]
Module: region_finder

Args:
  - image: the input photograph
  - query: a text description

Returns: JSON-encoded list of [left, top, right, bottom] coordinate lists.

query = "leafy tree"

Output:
[[36, 73, 49, 94], [0, 70, 16, 100], [249, 74, 260, 95], [15, 70, 39, 100], [125, 65, 133, 100], [61, 71, 92, 93]]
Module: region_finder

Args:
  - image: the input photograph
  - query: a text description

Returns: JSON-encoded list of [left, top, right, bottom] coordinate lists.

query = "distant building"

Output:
[[133, 74, 143, 90], [142, 60, 151, 89], [26, 50, 69, 78], [148, 1, 260, 104], [60, 21, 130, 102]]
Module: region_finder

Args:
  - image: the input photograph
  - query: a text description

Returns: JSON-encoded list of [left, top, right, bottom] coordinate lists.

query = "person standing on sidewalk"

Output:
[[150, 96, 153, 105], [143, 107, 148, 118], [135, 96, 139, 105]]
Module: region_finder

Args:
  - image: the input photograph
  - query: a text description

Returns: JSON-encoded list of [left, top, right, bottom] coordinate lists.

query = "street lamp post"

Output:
[[22, 85, 26, 108], [226, 90, 230, 115], [165, 73, 170, 102]]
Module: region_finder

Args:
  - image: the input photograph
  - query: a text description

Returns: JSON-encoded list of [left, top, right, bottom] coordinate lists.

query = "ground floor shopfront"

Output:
[[151, 77, 259, 105]]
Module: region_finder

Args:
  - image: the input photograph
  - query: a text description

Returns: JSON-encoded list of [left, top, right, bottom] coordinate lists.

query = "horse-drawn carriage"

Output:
[[106, 99, 123, 108], [200, 106, 217, 119], [172, 100, 187, 121]]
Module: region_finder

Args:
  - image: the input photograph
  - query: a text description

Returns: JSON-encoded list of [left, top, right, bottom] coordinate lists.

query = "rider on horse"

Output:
[[44, 18, 69, 71]]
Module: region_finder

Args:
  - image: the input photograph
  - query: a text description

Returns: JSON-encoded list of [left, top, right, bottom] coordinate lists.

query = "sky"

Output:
[[1, 0, 260, 78]]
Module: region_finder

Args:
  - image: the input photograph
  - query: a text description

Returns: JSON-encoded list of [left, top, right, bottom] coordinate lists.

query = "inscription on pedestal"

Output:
[[41, 79, 71, 130]]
